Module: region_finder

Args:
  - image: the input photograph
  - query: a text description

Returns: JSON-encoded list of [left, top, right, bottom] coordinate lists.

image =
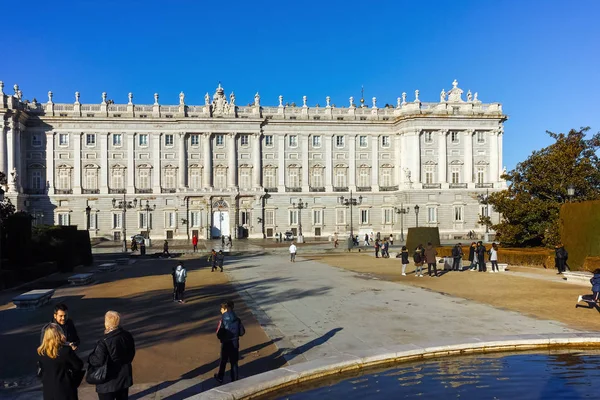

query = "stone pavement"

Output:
[[224, 254, 578, 366]]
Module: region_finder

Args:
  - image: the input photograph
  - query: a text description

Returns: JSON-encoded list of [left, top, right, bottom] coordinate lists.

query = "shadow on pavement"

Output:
[[286, 328, 343, 362]]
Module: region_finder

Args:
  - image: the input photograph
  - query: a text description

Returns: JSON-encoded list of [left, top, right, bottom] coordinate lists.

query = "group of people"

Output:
[[208, 249, 226, 271], [38, 304, 135, 400], [374, 238, 392, 258]]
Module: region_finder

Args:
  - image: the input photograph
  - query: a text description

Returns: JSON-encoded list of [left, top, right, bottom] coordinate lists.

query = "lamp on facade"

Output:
[[567, 184, 575, 202], [339, 191, 362, 239], [112, 195, 138, 253], [414, 205, 420, 228], [394, 204, 409, 242], [292, 199, 308, 243], [85, 205, 91, 231]]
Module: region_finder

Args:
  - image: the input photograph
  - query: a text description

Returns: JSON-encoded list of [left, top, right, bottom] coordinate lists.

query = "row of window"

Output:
[[423, 166, 488, 185], [423, 131, 487, 144]]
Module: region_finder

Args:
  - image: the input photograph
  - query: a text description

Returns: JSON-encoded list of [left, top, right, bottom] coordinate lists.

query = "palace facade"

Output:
[[0, 80, 506, 241]]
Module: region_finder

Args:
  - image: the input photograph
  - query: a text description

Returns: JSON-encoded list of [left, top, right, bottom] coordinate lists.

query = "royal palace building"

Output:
[[0, 79, 506, 242]]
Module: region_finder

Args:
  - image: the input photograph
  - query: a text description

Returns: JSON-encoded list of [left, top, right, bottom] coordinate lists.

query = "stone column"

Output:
[[399, 131, 407, 186], [179, 132, 186, 188], [152, 133, 161, 193], [227, 133, 237, 188], [252, 132, 262, 188], [14, 126, 22, 191], [325, 135, 333, 191], [127, 133, 135, 193], [371, 135, 379, 191], [497, 130, 504, 180], [74, 132, 82, 194], [394, 134, 401, 186], [202, 133, 212, 188], [349, 134, 356, 190], [438, 130, 447, 184], [6, 118, 15, 191], [463, 130, 473, 185], [489, 130, 499, 184], [45, 132, 55, 194], [101, 133, 109, 192], [301, 135, 309, 191], [406, 129, 421, 185], [0, 119, 6, 175], [278, 134, 285, 191]]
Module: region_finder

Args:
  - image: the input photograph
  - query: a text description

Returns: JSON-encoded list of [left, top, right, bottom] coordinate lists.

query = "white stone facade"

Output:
[[0, 80, 507, 241]]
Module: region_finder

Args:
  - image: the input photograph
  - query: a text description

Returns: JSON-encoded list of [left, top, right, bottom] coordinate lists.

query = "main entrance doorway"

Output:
[[211, 199, 230, 238]]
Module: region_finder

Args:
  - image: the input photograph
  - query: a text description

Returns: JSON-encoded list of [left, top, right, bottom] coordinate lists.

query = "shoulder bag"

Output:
[[86, 339, 109, 385]]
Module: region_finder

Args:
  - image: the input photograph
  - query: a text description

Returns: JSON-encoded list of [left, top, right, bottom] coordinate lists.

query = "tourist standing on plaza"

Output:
[[555, 244, 568, 274], [425, 242, 438, 277], [389, 234, 394, 246], [139, 240, 146, 256], [228, 235, 233, 246], [214, 301, 246, 384], [451, 243, 463, 271], [289, 242, 297, 262], [215, 250, 225, 272], [333, 232, 339, 248], [38, 323, 84, 400], [192, 235, 198, 252], [489, 243, 499, 272], [209, 249, 218, 271], [468, 242, 477, 271], [88, 311, 135, 400], [399, 245, 409, 276], [374, 239, 380, 258], [476, 241, 487, 272], [364, 234, 370, 246], [221, 235, 225, 247], [174, 262, 187, 303], [413, 244, 424, 277], [163, 240, 171, 258], [171, 264, 178, 301], [40, 303, 80, 351]]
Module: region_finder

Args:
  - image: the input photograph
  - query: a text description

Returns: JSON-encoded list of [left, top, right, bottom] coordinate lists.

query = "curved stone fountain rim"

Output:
[[187, 333, 600, 400]]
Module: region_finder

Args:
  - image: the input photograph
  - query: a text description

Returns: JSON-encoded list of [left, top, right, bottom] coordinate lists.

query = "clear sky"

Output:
[[2, 0, 599, 170]]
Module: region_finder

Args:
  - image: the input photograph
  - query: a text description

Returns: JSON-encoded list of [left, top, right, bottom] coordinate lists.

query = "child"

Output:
[[413, 244, 424, 277], [577, 269, 600, 306], [397, 245, 409, 276]]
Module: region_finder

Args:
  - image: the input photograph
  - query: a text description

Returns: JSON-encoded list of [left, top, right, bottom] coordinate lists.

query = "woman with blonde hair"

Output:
[[37, 323, 84, 400]]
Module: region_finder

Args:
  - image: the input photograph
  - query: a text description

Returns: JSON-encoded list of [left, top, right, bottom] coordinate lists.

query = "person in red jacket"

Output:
[[192, 235, 198, 252]]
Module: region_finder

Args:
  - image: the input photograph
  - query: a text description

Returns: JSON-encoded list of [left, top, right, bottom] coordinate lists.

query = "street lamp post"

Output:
[[292, 198, 308, 243], [339, 191, 363, 239], [140, 200, 156, 243], [394, 204, 409, 242], [112, 194, 137, 253], [414, 205, 420, 228], [85, 205, 91, 231]]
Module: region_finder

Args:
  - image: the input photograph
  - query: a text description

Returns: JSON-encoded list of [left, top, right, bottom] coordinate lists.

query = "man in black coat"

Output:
[[452, 243, 463, 271], [476, 241, 487, 272], [88, 311, 136, 400], [555, 244, 568, 274], [468, 242, 477, 271], [40, 303, 80, 350], [214, 301, 245, 384]]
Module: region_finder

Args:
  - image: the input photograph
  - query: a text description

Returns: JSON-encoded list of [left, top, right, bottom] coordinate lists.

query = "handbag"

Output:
[[86, 340, 108, 385]]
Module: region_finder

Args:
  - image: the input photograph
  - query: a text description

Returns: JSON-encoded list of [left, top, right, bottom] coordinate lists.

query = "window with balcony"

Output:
[[83, 166, 98, 192], [477, 167, 485, 184], [163, 167, 176, 189], [451, 167, 460, 184], [30, 170, 43, 190], [334, 165, 348, 188], [189, 165, 202, 189], [287, 166, 301, 188], [111, 167, 125, 191], [57, 166, 72, 191], [239, 166, 251, 189], [137, 166, 151, 189], [380, 166, 393, 187], [358, 166, 371, 187], [214, 166, 227, 189], [310, 166, 324, 188], [425, 166, 435, 184], [263, 167, 276, 189]]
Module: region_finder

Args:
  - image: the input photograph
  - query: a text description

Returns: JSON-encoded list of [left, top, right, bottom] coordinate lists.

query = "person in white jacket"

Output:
[[289, 242, 297, 263], [174, 263, 187, 303], [489, 243, 499, 273]]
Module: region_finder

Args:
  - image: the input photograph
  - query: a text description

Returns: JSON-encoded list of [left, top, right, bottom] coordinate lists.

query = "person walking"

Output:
[[364, 234, 370, 247], [139, 240, 146, 256], [40, 303, 80, 351], [171, 264, 178, 301], [413, 244, 424, 277], [192, 235, 198, 252], [174, 262, 187, 303], [374, 239, 380, 258], [425, 242, 438, 277], [476, 241, 487, 272], [88, 311, 135, 400], [452, 243, 463, 271], [489, 243, 499, 272], [389, 234, 394, 246], [209, 249, 218, 271], [555, 243, 568, 274], [221, 235, 225, 247], [228, 235, 233, 246], [333, 232, 339, 248], [38, 323, 84, 400], [214, 301, 246, 384], [289, 242, 297, 262], [216, 250, 225, 272], [162, 240, 171, 258], [468, 242, 477, 271], [398, 245, 409, 276], [577, 269, 600, 305]]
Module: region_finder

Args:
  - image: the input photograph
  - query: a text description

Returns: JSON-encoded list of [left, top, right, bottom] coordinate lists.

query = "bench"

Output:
[[97, 263, 117, 272], [563, 271, 593, 285], [12, 289, 55, 310], [68, 273, 95, 286]]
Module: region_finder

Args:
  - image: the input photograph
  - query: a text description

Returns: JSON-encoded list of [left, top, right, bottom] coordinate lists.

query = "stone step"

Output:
[[12, 289, 55, 310]]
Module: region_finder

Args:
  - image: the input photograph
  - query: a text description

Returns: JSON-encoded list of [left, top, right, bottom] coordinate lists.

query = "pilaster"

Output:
[[202, 133, 212, 189], [277, 134, 285, 191], [301, 134, 309, 192], [227, 133, 237, 188], [45, 132, 55, 195], [348, 134, 356, 191], [178, 132, 186, 189], [371, 135, 379, 192], [152, 133, 161, 193], [438, 129, 448, 185], [325, 134, 333, 191], [464, 130, 474, 186], [394, 134, 402, 187], [252, 133, 262, 188], [489, 130, 499, 185], [74, 132, 82, 194], [100, 133, 109, 193], [127, 133, 135, 193]]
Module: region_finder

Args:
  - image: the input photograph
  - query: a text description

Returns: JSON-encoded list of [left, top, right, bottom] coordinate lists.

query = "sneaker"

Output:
[[419, 274, 424, 277], [402, 273, 406, 276], [213, 373, 223, 384], [578, 295, 583, 303]]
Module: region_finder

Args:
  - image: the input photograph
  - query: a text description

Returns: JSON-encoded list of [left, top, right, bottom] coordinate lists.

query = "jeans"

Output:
[[452, 258, 461, 271], [415, 264, 423, 275], [217, 341, 239, 382], [428, 263, 438, 276], [290, 253, 296, 262], [491, 260, 498, 271]]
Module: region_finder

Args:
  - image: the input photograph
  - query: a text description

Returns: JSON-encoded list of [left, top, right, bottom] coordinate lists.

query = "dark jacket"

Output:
[[88, 327, 135, 394], [591, 274, 600, 293], [217, 311, 245, 349], [424, 245, 437, 264], [452, 245, 463, 259], [468, 246, 476, 262], [413, 247, 423, 264], [476, 245, 487, 261], [216, 252, 225, 265], [556, 247, 568, 260], [41, 319, 80, 348], [38, 346, 84, 400], [401, 250, 409, 264]]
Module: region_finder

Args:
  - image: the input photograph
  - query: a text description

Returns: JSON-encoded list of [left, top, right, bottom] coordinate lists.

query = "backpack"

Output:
[[413, 251, 422, 263]]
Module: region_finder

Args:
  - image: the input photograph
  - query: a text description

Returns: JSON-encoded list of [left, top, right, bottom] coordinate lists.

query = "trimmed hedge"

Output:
[[5, 212, 32, 264], [437, 246, 553, 267], [406, 227, 440, 252], [560, 201, 600, 271], [31, 225, 93, 272]]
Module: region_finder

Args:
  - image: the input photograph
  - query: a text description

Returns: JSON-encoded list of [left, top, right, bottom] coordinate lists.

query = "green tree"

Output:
[[488, 127, 600, 247], [0, 171, 15, 224]]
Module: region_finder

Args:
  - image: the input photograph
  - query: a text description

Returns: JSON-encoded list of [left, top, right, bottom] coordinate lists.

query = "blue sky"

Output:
[[2, 0, 599, 170]]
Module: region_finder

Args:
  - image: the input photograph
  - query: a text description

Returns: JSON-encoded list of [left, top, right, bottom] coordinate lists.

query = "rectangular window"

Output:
[[425, 166, 434, 184], [383, 209, 393, 224], [31, 171, 42, 189], [265, 210, 275, 225], [358, 168, 370, 187], [427, 207, 437, 223], [289, 210, 298, 225], [189, 168, 201, 189], [360, 209, 369, 224], [359, 136, 367, 147], [336, 135, 345, 147], [454, 206, 464, 222], [335, 169, 347, 187], [424, 132, 433, 143], [381, 168, 392, 187], [32, 134, 42, 147], [381, 136, 390, 147], [289, 135, 298, 147], [240, 168, 251, 189], [139, 134, 148, 146], [288, 168, 300, 187], [336, 208, 345, 224], [58, 213, 70, 226], [86, 134, 96, 146], [190, 211, 200, 227], [264, 135, 273, 146], [112, 213, 122, 229], [85, 169, 98, 190], [240, 135, 249, 146], [216, 134, 224, 146], [313, 209, 322, 225], [477, 167, 485, 184], [165, 212, 176, 228], [89, 213, 98, 230], [163, 169, 176, 188], [311, 168, 323, 187], [215, 168, 226, 189], [139, 213, 152, 229], [477, 131, 485, 143], [112, 133, 122, 146], [264, 168, 275, 188], [451, 167, 460, 184], [312, 135, 321, 148], [451, 131, 459, 143], [59, 134, 69, 146], [58, 169, 71, 190], [165, 134, 174, 146], [190, 134, 200, 146], [138, 169, 150, 189], [112, 169, 124, 189]]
